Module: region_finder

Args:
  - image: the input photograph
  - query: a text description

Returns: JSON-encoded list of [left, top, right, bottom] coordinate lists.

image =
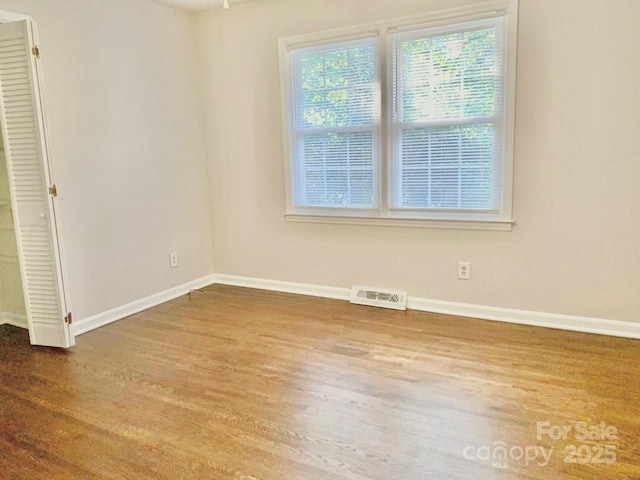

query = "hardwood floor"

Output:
[[0, 285, 639, 479]]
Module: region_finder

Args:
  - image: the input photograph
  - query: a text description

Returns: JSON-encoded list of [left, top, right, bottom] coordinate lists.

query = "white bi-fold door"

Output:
[[0, 19, 73, 348]]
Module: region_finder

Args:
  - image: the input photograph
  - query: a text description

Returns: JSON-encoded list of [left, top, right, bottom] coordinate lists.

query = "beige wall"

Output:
[[0, 0, 214, 320], [0, 151, 27, 325], [197, 0, 640, 323]]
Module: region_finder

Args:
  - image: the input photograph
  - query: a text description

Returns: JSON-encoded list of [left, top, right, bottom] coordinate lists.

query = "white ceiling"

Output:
[[153, 0, 244, 11]]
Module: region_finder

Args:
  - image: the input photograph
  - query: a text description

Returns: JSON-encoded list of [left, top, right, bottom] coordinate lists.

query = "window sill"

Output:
[[285, 213, 514, 231]]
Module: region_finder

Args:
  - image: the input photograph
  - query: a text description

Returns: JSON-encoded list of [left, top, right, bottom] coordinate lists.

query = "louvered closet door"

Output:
[[0, 20, 73, 347]]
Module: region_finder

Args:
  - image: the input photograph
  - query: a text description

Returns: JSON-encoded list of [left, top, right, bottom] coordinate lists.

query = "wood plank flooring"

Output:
[[1, 285, 639, 479]]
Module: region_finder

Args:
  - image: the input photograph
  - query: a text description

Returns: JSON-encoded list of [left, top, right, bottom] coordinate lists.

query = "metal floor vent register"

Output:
[[349, 286, 408, 311]]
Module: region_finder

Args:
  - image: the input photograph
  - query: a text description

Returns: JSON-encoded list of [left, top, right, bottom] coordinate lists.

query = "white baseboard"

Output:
[[213, 273, 350, 300], [213, 274, 640, 340], [73, 274, 217, 336], [72, 272, 640, 340], [406, 297, 640, 339], [0, 311, 27, 329]]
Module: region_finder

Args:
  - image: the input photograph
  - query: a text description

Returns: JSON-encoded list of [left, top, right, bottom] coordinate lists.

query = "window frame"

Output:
[[279, 0, 518, 231]]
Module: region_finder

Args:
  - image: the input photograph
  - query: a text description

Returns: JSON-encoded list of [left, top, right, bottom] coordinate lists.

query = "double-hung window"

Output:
[[289, 38, 381, 212], [280, 1, 518, 230]]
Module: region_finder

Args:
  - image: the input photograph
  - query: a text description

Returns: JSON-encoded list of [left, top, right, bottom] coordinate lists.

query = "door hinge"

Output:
[[32, 45, 40, 59], [64, 312, 73, 325], [49, 184, 57, 197]]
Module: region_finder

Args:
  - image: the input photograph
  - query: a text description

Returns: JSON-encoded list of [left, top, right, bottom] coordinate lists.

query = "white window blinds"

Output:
[[281, 4, 517, 228], [390, 18, 506, 212], [290, 37, 380, 209]]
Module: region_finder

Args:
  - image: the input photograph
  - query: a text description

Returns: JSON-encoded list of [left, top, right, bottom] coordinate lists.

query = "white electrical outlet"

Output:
[[458, 261, 471, 280], [170, 252, 179, 269]]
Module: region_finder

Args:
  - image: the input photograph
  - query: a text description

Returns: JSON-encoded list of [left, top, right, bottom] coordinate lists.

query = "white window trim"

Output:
[[279, 0, 518, 231]]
